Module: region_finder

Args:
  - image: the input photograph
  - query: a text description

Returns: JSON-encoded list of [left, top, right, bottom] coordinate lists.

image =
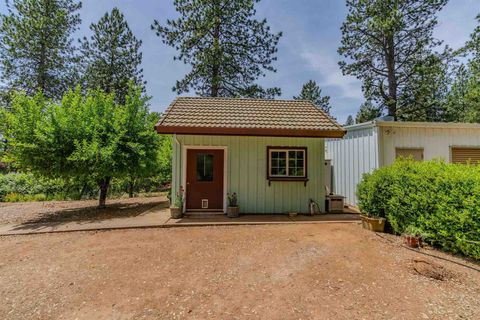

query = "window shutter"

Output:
[[451, 147, 480, 164]]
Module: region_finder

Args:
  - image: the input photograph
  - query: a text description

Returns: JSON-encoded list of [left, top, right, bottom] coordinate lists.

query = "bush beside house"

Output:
[[357, 159, 480, 259]]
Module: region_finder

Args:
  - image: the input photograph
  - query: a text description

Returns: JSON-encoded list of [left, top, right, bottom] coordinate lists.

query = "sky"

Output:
[[1, 0, 479, 124]]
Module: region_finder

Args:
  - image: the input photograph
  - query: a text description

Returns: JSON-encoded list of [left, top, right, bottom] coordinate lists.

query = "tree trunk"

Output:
[[97, 177, 111, 208], [210, 2, 221, 97], [128, 179, 135, 198], [385, 35, 398, 119]]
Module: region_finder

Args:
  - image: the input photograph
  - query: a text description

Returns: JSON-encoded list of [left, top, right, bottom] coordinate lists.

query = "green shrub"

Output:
[[3, 192, 23, 202], [357, 159, 480, 259], [0, 173, 65, 201]]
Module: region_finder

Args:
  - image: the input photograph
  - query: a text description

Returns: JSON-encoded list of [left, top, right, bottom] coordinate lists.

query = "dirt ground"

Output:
[[0, 195, 167, 225], [0, 224, 478, 320]]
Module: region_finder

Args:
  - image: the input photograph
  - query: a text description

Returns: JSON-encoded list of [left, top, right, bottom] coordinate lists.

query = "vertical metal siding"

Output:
[[326, 123, 480, 207], [171, 135, 326, 214], [325, 125, 379, 206]]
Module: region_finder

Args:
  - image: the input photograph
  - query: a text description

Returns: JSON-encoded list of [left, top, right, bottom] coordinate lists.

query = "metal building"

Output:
[[326, 120, 480, 206]]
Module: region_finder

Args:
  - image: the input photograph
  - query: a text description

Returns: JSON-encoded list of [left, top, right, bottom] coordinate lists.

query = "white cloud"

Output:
[[299, 48, 363, 101]]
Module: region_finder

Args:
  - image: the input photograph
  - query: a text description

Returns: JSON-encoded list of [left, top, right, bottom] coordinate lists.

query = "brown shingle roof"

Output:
[[155, 97, 346, 138]]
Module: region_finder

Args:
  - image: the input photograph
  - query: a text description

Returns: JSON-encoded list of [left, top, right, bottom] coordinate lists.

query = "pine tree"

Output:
[[294, 80, 331, 115], [355, 101, 382, 124], [338, 0, 448, 119], [0, 0, 81, 99], [344, 115, 354, 126], [152, 0, 282, 98], [80, 8, 145, 104]]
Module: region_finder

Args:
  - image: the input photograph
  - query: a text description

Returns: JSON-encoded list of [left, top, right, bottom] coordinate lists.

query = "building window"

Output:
[[395, 148, 424, 161], [267, 147, 307, 179], [451, 147, 480, 164], [196, 153, 214, 181]]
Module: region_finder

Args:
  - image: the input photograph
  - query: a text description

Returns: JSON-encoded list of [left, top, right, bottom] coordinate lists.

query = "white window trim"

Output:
[[268, 148, 306, 178]]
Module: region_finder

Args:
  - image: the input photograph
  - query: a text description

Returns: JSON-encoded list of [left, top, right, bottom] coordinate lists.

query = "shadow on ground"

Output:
[[20, 199, 169, 225]]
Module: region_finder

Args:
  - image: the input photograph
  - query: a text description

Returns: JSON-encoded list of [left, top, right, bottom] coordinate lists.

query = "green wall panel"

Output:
[[171, 135, 325, 214]]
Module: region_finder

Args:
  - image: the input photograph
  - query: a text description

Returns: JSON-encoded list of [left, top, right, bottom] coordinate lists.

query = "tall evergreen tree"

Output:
[[294, 80, 331, 115], [338, 0, 448, 119], [0, 0, 81, 100], [355, 100, 382, 124], [344, 115, 354, 126], [446, 13, 480, 123], [80, 8, 145, 104], [152, 0, 282, 98], [399, 51, 452, 121]]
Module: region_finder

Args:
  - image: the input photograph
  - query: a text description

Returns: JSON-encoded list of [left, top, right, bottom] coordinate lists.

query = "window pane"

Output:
[[288, 167, 297, 176], [289, 159, 296, 167], [270, 151, 287, 176], [197, 154, 213, 181]]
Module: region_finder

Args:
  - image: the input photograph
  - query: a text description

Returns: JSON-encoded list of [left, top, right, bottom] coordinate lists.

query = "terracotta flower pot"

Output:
[[360, 215, 386, 232], [170, 207, 183, 219], [227, 206, 240, 218], [404, 234, 422, 248]]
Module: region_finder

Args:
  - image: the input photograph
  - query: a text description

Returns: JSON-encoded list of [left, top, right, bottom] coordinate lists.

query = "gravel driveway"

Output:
[[0, 223, 478, 319]]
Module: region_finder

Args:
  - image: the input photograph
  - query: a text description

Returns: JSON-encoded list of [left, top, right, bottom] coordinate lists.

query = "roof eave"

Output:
[[155, 125, 346, 138]]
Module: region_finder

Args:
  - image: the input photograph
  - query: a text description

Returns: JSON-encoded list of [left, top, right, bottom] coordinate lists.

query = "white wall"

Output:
[[326, 124, 379, 206], [379, 125, 480, 166]]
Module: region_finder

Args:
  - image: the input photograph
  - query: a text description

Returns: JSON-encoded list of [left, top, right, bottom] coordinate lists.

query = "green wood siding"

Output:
[[171, 135, 325, 213]]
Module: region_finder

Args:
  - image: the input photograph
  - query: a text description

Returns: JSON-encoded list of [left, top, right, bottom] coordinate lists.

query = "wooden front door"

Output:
[[186, 149, 224, 211]]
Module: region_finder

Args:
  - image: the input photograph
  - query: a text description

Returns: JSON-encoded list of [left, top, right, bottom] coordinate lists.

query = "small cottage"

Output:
[[155, 97, 345, 214], [326, 119, 480, 206]]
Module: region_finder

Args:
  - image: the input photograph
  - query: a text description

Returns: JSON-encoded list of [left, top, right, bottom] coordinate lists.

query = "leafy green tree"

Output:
[[338, 0, 448, 119], [152, 0, 282, 98], [355, 100, 382, 123], [0, 0, 81, 99], [344, 115, 354, 126], [2, 86, 160, 207], [294, 80, 331, 115], [80, 8, 145, 104]]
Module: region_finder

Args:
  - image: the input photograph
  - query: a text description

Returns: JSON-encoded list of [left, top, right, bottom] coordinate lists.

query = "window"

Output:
[[196, 153, 214, 181], [395, 148, 424, 161], [267, 147, 307, 179], [451, 147, 480, 164]]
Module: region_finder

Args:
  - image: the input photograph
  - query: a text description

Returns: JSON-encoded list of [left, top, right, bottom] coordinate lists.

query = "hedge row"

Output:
[[0, 172, 167, 202], [357, 159, 480, 259]]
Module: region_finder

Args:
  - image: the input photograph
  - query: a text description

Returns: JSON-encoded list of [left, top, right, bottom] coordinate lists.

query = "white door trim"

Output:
[[182, 145, 228, 213]]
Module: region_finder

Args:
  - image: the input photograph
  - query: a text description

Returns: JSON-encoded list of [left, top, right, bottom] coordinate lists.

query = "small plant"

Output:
[[404, 225, 424, 237], [227, 192, 238, 207], [172, 186, 184, 208]]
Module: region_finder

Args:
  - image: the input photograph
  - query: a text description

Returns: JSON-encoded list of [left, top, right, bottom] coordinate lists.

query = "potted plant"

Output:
[[360, 212, 386, 232], [403, 225, 423, 248], [227, 192, 239, 218], [170, 186, 184, 219]]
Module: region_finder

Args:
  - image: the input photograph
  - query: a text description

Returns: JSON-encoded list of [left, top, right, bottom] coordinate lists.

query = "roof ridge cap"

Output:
[[175, 96, 313, 103]]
